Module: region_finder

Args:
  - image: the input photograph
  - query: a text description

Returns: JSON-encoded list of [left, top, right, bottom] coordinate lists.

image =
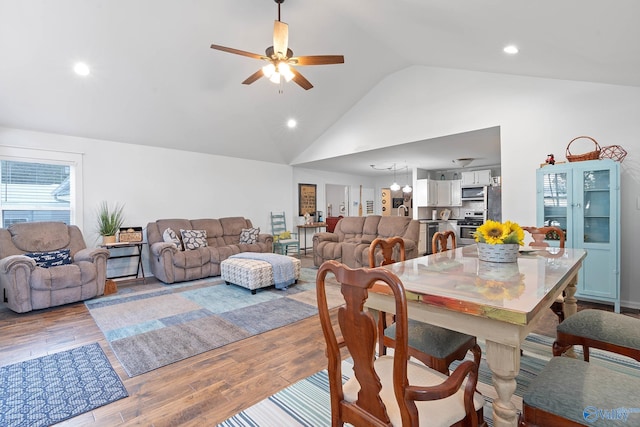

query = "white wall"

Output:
[[292, 168, 377, 248], [295, 65, 640, 308], [0, 127, 293, 276]]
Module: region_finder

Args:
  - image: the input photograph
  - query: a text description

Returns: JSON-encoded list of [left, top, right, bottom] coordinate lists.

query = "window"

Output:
[[0, 147, 82, 228]]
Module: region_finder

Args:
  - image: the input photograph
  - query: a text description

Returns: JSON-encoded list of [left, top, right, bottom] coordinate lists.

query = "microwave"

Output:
[[461, 186, 486, 201]]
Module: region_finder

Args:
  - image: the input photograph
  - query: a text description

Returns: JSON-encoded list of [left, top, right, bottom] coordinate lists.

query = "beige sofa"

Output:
[[146, 217, 274, 284], [0, 222, 110, 313], [313, 216, 420, 268]]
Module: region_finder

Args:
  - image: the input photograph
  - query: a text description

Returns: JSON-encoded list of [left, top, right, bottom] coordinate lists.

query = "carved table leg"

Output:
[[486, 340, 520, 427], [562, 276, 578, 358]]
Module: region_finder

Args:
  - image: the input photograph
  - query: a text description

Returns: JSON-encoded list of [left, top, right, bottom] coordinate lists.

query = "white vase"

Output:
[[477, 243, 519, 263]]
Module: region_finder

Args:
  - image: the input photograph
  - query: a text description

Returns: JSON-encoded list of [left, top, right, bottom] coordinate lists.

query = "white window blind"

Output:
[[1, 160, 72, 227]]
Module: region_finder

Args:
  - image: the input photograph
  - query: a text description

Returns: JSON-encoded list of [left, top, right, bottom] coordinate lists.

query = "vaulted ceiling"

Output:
[[1, 0, 638, 172]]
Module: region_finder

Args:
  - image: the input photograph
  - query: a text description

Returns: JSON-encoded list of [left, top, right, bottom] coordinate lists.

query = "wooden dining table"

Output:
[[366, 244, 587, 427]]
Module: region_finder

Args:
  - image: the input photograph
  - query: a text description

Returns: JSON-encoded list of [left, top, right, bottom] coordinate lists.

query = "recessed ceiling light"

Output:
[[73, 62, 90, 76], [287, 119, 297, 128], [503, 45, 519, 55]]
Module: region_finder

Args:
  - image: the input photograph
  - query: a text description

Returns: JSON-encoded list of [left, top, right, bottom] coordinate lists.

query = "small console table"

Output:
[[100, 242, 146, 283], [297, 223, 327, 255]]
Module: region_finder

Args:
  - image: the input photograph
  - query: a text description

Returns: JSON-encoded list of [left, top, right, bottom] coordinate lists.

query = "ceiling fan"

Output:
[[210, 0, 344, 91]]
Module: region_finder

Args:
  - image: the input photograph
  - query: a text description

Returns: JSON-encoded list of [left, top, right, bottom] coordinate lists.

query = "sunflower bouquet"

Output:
[[473, 220, 525, 246]]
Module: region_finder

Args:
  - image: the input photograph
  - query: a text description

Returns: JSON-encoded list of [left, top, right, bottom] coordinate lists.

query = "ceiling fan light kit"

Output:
[[210, 0, 344, 92]]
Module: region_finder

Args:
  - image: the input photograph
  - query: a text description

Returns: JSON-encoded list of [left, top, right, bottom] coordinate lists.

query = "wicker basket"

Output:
[[566, 136, 601, 162]]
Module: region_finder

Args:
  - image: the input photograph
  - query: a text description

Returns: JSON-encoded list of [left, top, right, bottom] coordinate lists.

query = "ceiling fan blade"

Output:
[[210, 44, 266, 61], [242, 69, 264, 85], [290, 67, 313, 90], [290, 55, 345, 66], [273, 20, 289, 58]]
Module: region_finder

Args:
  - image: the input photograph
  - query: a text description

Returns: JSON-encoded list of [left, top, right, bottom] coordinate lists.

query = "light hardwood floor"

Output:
[[0, 254, 635, 426]]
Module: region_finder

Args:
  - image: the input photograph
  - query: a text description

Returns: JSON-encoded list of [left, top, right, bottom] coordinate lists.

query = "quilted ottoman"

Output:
[[220, 255, 301, 294]]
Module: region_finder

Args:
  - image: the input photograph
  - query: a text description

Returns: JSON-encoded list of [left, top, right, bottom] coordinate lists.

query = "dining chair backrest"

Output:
[[315, 260, 481, 426], [270, 211, 288, 236], [431, 230, 457, 254], [368, 236, 405, 267], [522, 226, 565, 248]]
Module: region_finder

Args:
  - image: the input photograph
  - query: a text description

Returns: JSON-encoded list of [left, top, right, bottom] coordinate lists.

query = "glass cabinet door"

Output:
[[540, 170, 569, 241], [582, 168, 610, 244]]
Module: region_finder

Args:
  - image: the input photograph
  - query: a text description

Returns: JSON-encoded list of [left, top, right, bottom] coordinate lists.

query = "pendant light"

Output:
[[390, 163, 400, 191], [402, 165, 412, 193]]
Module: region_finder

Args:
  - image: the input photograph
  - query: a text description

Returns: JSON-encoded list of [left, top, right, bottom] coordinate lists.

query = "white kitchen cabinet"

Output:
[[451, 180, 462, 206], [418, 222, 426, 254], [461, 170, 492, 186], [436, 181, 451, 206], [429, 180, 438, 205], [438, 220, 457, 233], [415, 179, 439, 206]]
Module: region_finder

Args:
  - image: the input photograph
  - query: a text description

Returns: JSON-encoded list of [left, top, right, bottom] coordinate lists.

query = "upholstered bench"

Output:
[[522, 356, 640, 425], [552, 309, 640, 362], [220, 254, 300, 294]]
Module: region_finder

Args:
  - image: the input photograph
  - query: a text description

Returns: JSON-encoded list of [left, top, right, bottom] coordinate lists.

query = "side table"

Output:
[[296, 223, 327, 255], [100, 242, 146, 283]]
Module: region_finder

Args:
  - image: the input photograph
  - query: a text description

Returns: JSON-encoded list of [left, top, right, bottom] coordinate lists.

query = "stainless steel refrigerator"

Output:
[[484, 186, 502, 222]]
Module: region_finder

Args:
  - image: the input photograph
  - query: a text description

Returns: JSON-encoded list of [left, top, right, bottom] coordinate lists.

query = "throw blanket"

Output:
[[229, 253, 296, 289]]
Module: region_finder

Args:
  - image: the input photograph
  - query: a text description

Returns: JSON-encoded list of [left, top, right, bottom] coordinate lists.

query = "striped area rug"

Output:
[[218, 333, 640, 426]]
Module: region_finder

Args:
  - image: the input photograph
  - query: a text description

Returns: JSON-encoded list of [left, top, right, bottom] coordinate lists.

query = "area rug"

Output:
[[217, 333, 640, 426], [86, 268, 341, 377], [0, 343, 128, 427]]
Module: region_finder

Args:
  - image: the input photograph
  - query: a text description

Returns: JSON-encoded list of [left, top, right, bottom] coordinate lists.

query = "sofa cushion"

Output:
[[377, 216, 411, 237], [162, 228, 183, 251], [180, 229, 208, 250], [24, 249, 72, 268], [8, 221, 71, 253], [191, 218, 225, 247], [240, 227, 260, 244]]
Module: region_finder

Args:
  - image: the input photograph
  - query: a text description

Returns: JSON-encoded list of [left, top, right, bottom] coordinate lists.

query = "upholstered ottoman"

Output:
[[220, 254, 301, 294]]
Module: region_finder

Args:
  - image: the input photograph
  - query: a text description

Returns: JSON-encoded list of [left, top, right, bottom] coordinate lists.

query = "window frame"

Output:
[[0, 146, 83, 229]]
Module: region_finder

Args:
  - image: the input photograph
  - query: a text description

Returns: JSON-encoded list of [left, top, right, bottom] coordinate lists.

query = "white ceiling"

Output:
[[1, 0, 638, 174]]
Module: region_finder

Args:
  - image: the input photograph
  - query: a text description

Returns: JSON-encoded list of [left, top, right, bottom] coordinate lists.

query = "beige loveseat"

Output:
[[146, 217, 273, 284], [0, 222, 110, 313], [313, 216, 420, 268]]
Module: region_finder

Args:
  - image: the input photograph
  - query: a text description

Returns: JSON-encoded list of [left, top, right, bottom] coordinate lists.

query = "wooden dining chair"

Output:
[[522, 226, 566, 322], [316, 260, 484, 427], [369, 237, 481, 376], [432, 230, 456, 254]]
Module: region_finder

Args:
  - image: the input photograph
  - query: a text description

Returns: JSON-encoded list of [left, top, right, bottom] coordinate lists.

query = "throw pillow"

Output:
[[180, 229, 208, 250], [279, 231, 291, 240], [240, 227, 260, 244], [24, 249, 72, 268], [162, 228, 183, 251]]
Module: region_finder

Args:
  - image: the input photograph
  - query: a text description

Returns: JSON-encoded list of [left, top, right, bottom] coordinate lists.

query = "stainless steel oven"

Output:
[[457, 211, 484, 246]]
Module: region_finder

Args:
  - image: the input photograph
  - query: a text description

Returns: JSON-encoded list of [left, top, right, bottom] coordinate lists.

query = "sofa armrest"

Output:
[[313, 232, 339, 244], [74, 247, 110, 263], [150, 241, 178, 257], [0, 254, 36, 274], [258, 234, 274, 245], [0, 255, 37, 313]]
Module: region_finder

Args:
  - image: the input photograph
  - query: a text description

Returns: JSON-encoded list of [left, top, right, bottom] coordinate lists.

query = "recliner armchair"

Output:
[[0, 222, 109, 313]]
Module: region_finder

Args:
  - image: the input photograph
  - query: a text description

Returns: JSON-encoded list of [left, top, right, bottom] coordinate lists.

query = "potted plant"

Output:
[[96, 201, 125, 244], [473, 220, 524, 263]]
